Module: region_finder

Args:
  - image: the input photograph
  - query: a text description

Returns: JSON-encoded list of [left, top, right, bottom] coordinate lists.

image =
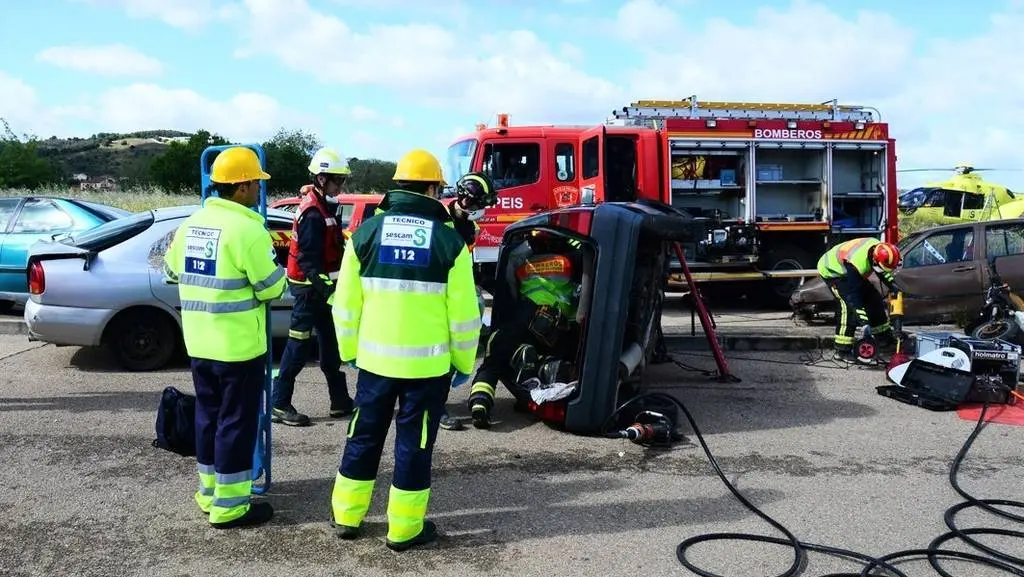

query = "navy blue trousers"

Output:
[[272, 286, 348, 408], [339, 369, 449, 491], [192, 356, 264, 475]]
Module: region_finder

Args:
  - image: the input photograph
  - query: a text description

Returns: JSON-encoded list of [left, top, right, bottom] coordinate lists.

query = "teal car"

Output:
[[0, 195, 129, 312]]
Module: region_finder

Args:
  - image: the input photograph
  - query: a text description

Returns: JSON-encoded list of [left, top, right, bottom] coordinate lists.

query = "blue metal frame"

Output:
[[199, 144, 274, 495]]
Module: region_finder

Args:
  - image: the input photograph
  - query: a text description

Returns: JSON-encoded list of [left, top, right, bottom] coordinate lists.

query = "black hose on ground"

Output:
[[605, 388, 1024, 577]]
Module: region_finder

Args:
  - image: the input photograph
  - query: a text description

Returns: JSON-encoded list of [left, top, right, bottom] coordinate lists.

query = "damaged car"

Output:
[[789, 218, 1024, 325], [481, 200, 704, 435]]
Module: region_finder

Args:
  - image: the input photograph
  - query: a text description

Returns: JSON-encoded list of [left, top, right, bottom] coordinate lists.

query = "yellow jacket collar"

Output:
[[204, 196, 266, 224]]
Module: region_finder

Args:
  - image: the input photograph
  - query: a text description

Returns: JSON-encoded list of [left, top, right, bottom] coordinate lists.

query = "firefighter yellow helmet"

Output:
[[210, 147, 271, 184], [393, 149, 446, 185]]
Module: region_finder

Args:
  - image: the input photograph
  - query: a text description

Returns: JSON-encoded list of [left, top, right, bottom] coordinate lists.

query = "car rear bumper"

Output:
[[24, 299, 113, 346]]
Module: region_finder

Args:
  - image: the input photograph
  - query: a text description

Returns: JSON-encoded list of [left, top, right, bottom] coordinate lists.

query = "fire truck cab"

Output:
[[445, 98, 899, 306]]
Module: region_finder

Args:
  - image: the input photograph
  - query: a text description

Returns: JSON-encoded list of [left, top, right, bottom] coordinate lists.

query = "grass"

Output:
[[0, 185, 298, 212], [1, 185, 951, 238]]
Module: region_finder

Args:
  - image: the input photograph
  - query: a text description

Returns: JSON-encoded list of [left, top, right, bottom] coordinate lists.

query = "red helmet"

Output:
[[871, 242, 901, 271]]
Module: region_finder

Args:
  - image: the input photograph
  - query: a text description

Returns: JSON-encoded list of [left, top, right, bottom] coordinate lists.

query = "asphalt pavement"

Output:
[[1, 336, 1022, 577]]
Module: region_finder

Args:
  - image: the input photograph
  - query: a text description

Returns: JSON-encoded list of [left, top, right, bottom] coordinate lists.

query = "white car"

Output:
[[24, 205, 298, 371]]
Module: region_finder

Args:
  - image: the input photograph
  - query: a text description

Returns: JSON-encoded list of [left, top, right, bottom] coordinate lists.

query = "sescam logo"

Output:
[[754, 128, 823, 139]]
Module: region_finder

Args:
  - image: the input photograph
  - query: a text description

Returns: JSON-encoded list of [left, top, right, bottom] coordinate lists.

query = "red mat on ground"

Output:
[[957, 402, 1024, 426]]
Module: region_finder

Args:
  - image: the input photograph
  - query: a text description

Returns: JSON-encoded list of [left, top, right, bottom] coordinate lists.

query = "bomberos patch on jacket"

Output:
[[379, 216, 433, 267]]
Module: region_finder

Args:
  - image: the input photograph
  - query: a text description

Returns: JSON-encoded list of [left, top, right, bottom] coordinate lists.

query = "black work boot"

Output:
[[211, 502, 273, 529], [468, 393, 493, 429], [439, 412, 464, 431], [329, 518, 361, 539], [386, 520, 439, 552], [271, 405, 311, 426], [329, 397, 354, 418]]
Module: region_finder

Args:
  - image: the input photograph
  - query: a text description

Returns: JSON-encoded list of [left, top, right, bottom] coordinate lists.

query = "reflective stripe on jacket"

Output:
[[817, 237, 880, 279], [333, 190, 481, 378], [165, 197, 287, 362]]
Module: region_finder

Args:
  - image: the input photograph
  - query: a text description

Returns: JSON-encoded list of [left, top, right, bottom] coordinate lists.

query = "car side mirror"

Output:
[[82, 250, 98, 272]]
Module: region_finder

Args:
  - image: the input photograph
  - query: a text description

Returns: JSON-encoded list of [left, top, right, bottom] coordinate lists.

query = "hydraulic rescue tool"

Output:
[[885, 290, 911, 370], [199, 144, 274, 495]]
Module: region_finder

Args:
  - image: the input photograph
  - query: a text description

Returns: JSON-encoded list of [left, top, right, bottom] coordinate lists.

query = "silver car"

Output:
[[23, 205, 298, 371]]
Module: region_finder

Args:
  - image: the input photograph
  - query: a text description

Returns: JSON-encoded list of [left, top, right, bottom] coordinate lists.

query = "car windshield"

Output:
[[67, 210, 155, 250], [443, 138, 478, 190]]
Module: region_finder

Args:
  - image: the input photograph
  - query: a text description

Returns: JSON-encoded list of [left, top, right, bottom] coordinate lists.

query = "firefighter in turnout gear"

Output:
[[437, 171, 497, 431], [817, 237, 902, 363], [329, 148, 481, 551], [466, 229, 583, 429], [163, 146, 287, 528], [271, 148, 354, 426]]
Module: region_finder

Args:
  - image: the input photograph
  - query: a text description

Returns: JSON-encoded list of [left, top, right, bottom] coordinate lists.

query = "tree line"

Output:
[[0, 119, 400, 194]]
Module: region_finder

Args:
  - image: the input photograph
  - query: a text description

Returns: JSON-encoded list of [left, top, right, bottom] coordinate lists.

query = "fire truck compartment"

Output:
[[829, 143, 887, 238], [492, 201, 702, 435], [668, 138, 889, 248]]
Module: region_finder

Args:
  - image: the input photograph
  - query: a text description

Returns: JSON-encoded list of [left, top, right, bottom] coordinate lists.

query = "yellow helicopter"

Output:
[[896, 164, 1023, 224]]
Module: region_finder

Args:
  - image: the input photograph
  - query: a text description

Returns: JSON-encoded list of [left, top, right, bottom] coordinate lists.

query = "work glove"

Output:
[[451, 371, 471, 389], [314, 273, 335, 300]]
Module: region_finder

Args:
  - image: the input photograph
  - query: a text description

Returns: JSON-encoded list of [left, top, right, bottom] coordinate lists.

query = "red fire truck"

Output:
[[444, 97, 899, 306]]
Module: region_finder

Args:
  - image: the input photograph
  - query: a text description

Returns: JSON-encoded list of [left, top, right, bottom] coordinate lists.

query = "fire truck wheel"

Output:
[[758, 245, 812, 310]]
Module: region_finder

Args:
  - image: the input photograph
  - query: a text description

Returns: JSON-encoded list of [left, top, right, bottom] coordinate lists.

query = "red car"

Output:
[[269, 192, 458, 241]]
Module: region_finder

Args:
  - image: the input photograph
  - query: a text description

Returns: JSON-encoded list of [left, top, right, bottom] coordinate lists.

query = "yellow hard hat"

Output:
[[210, 146, 271, 184], [393, 149, 446, 185]]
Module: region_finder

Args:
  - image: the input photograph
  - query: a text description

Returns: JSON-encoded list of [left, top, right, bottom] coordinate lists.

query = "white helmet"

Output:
[[308, 147, 351, 176]]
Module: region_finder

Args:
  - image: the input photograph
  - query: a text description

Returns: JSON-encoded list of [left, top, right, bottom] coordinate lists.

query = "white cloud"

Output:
[[15, 0, 1024, 187], [617, 0, 1024, 187], [92, 84, 313, 142], [0, 72, 91, 138], [35, 44, 163, 77], [612, 0, 681, 42], [70, 0, 230, 31], [233, 0, 623, 124], [0, 72, 308, 143]]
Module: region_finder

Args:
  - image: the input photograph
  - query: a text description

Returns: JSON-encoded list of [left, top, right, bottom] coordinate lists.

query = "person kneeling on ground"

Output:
[[816, 237, 902, 364], [464, 229, 585, 429]]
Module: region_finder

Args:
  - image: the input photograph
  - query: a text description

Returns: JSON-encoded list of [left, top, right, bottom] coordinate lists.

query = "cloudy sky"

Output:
[[1, 0, 1023, 189]]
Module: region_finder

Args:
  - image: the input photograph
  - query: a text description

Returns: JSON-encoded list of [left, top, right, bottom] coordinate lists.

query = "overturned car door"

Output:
[[487, 200, 704, 435]]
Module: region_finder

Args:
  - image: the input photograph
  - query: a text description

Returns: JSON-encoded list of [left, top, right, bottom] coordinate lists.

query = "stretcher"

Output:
[[199, 144, 273, 495]]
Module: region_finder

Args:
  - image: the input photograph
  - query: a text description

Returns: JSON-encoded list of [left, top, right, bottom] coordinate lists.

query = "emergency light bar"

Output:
[[613, 96, 877, 123]]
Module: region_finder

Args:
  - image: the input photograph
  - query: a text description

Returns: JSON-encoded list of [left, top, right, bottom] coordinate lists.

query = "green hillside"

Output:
[[36, 130, 192, 181]]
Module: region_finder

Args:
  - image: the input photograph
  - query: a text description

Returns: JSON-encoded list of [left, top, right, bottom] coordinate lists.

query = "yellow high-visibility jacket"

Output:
[[333, 190, 481, 378], [164, 197, 287, 362]]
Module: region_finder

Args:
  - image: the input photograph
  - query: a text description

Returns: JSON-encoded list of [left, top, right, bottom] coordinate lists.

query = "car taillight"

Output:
[[28, 260, 44, 295], [528, 399, 567, 426]]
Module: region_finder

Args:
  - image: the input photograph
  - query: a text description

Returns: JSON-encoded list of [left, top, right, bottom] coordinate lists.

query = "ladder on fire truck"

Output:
[[611, 96, 878, 123]]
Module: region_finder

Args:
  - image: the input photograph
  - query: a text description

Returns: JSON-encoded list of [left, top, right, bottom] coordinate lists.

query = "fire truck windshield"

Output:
[[444, 138, 478, 187]]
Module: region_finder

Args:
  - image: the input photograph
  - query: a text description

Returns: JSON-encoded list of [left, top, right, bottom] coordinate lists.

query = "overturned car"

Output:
[[480, 200, 706, 435]]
